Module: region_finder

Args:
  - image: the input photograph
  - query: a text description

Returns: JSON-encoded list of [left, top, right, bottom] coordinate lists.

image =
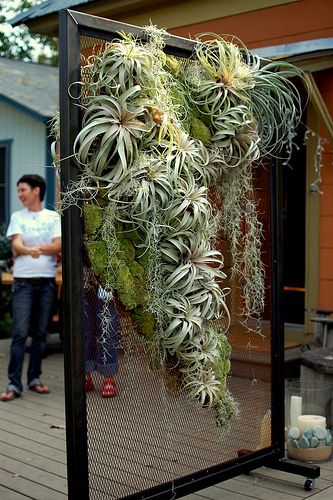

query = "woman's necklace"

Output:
[[30, 209, 42, 220]]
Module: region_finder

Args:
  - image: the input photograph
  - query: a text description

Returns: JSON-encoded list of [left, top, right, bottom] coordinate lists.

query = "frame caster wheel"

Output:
[[304, 478, 314, 491]]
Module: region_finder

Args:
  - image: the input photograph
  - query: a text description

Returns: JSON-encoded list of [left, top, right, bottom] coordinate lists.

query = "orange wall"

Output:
[[170, 0, 333, 310], [169, 0, 333, 48]]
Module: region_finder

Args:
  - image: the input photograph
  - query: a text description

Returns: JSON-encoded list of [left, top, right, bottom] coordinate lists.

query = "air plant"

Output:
[[88, 32, 155, 95], [59, 25, 306, 431], [73, 86, 151, 177], [185, 37, 254, 115]]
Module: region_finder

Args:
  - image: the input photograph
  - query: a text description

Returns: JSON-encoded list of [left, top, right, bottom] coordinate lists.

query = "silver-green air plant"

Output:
[[59, 27, 306, 431]]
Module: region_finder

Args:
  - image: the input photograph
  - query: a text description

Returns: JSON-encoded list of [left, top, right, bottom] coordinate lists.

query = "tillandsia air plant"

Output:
[[56, 27, 306, 430]]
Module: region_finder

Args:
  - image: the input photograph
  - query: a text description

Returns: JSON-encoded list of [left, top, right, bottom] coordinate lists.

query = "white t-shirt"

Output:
[[6, 208, 62, 278]]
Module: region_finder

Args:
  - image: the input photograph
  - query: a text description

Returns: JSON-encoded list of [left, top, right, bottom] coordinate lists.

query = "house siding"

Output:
[[168, 0, 333, 48], [0, 99, 46, 215]]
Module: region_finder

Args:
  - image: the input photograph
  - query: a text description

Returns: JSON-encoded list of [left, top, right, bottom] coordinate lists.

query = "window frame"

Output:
[[0, 139, 11, 225]]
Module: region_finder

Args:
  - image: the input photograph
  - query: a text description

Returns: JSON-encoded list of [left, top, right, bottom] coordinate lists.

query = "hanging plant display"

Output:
[[57, 27, 306, 430]]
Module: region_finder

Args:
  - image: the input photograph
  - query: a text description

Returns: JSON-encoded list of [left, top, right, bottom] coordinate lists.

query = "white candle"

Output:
[[290, 396, 302, 427], [297, 415, 326, 434]]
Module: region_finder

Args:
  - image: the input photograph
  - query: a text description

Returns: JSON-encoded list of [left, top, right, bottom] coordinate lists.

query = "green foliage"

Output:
[[0, 224, 11, 260], [190, 116, 212, 144], [128, 260, 145, 280], [0, 1, 58, 64], [118, 238, 136, 263], [0, 311, 13, 339], [83, 203, 149, 310], [84, 240, 108, 286], [113, 263, 139, 309], [82, 203, 103, 239], [214, 390, 239, 431], [132, 308, 156, 338]]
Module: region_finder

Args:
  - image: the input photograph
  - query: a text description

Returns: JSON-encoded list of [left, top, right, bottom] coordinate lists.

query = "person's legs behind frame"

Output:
[[27, 278, 56, 394], [96, 291, 119, 398], [84, 286, 98, 392], [1, 280, 34, 401]]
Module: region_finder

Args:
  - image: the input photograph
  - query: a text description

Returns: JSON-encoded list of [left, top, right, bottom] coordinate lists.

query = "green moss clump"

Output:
[[215, 359, 231, 398], [215, 358, 231, 378], [137, 250, 151, 270], [83, 203, 103, 238], [211, 330, 232, 398], [190, 116, 212, 144], [132, 308, 156, 338], [119, 238, 136, 262], [218, 334, 232, 359], [113, 263, 148, 310], [128, 260, 145, 280], [114, 264, 138, 309], [84, 240, 108, 286], [197, 110, 212, 127], [214, 390, 239, 431], [125, 227, 140, 242]]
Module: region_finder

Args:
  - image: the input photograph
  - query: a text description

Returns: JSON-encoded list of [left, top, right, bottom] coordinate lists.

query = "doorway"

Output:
[[282, 120, 307, 326]]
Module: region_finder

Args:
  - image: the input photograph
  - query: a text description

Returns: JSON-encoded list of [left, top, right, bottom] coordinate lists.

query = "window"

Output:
[[0, 142, 10, 225]]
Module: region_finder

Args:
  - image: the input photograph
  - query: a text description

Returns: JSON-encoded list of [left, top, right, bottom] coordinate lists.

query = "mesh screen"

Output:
[[79, 34, 273, 500]]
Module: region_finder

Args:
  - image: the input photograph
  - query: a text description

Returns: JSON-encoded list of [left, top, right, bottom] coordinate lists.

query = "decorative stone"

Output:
[[288, 427, 301, 439], [325, 432, 332, 445], [310, 436, 319, 448], [313, 426, 327, 440], [299, 436, 310, 448], [303, 428, 313, 440]]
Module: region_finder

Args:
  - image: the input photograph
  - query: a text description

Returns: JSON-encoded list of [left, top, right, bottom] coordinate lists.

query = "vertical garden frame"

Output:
[[58, 9, 320, 499]]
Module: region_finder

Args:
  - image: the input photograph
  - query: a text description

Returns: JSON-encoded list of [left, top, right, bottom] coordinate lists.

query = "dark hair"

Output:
[[17, 174, 47, 202]]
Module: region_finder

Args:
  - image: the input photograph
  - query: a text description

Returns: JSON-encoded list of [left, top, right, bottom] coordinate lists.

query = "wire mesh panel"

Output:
[[59, 10, 285, 500]]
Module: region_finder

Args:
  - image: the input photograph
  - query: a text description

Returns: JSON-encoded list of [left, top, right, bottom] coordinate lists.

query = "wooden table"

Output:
[[1, 270, 62, 286]]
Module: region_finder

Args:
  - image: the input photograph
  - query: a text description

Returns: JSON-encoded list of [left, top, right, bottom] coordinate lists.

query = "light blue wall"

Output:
[[0, 100, 52, 216]]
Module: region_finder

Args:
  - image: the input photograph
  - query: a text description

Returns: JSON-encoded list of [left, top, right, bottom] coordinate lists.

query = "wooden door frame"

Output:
[[304, 102, 320, 335]]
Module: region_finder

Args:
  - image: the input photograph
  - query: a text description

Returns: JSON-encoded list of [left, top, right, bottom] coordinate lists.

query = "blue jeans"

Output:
[[7, 278, 56, 394]]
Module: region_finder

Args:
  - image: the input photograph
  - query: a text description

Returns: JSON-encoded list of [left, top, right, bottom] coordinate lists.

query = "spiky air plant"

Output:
[[185, 36, 254, 115], [162, 129, 210, 182], [211, 104, 261, 168], [164, 177, 211, 231], [122, 152, 173, 213], [73, 86, 151, 177], [88, 32, 155, 95], [59, 25, 306, 431]]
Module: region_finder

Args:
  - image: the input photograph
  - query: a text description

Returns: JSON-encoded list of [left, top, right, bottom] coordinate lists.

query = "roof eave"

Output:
[[283, 50, 333, 72], [10, 0, 173, 36], [0, 94, 53, 122], [17, 14, 61, 37]]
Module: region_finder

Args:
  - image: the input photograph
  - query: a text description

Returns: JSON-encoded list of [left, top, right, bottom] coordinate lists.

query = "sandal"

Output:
[[29, 383, 49, 394], [85, 373, 94, 392], [102, 377, 117, 398], [0, 389, 20, 402]]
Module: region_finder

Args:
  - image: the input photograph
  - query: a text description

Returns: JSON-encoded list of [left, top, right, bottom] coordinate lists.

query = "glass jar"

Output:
[[285, 378, 333, 463]]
